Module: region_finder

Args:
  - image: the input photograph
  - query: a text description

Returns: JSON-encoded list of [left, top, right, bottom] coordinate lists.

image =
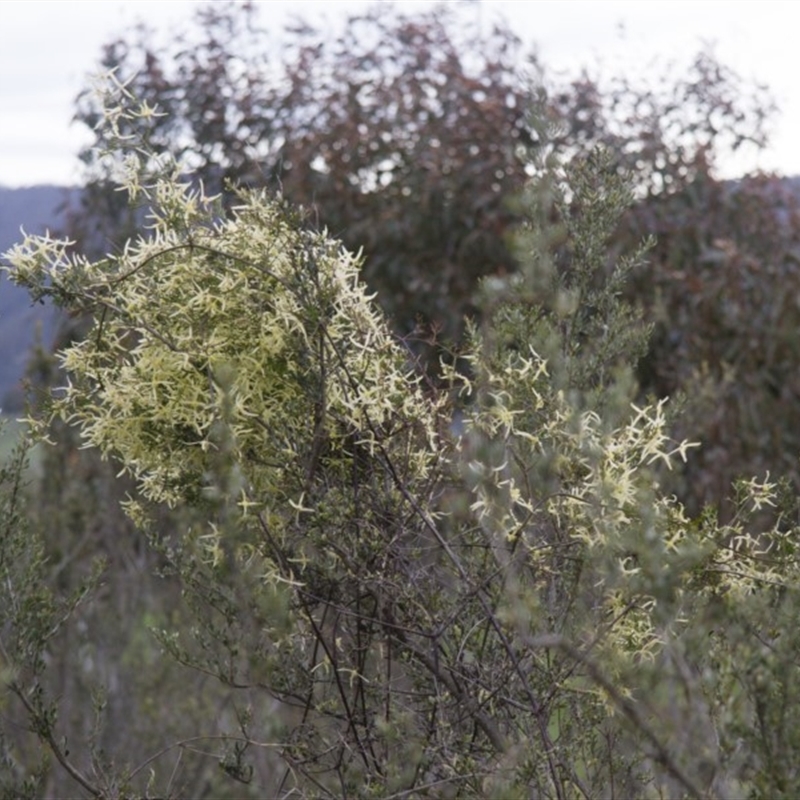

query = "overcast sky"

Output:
[[1, 0, 798, 187]]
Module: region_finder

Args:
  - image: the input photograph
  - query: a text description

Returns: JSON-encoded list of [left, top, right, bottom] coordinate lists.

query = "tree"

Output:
[[545, 51, 800, 518], [71, 1, 536, 350], [5, 76, 800, 798]]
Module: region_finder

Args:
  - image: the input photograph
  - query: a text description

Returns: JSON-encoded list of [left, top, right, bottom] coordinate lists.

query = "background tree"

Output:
[[545, 52, 800, 516]]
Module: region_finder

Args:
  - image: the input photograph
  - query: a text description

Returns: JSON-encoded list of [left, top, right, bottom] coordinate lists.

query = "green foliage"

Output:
[[543, 47, 799, 516], [0, 421, 103, 798]]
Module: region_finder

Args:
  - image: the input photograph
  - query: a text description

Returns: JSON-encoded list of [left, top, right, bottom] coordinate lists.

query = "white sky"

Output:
[[1, 0, 798, 187]]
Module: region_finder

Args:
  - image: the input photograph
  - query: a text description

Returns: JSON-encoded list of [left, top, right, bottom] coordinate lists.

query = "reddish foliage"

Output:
[[73, 3, 536, 349]]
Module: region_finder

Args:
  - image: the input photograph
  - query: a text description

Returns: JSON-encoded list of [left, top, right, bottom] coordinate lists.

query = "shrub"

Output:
[[5, 77, 800, 799]]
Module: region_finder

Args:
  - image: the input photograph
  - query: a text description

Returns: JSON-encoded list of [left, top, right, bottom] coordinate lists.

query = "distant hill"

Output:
[[0, 185, 78, 411]]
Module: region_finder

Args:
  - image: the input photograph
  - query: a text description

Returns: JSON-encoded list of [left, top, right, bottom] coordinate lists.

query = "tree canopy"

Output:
[[71, 2, 535, 348]]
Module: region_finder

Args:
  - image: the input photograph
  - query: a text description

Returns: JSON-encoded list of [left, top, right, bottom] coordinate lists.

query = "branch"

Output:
[[10, 682, 103, 799], [525, 634, 705, 800]]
